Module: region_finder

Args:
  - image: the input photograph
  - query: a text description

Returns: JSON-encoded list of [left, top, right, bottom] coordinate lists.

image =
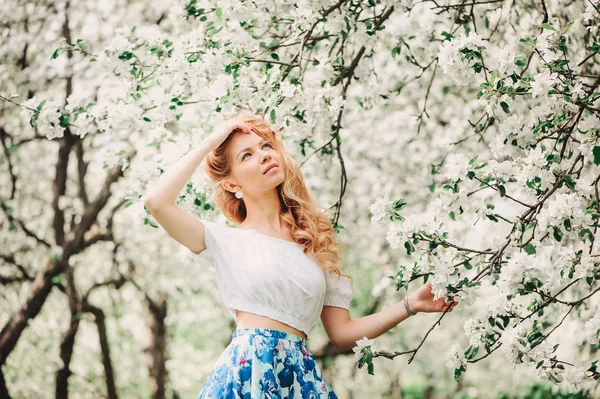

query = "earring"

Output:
[[235, 190, 243, 199]]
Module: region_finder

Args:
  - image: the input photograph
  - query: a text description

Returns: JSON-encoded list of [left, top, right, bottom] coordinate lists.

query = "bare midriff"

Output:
[[235, 309, 308, 340]]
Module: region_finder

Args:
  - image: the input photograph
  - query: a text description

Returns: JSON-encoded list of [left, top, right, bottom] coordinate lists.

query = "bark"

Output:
[[55, 315, 80, 399], [0, 150, 135, 366], [82, 304, 118, 399], [0, 366, 11, 399], [0, 258, 68, 365], [146, 293, 167, 399], [56, 266, 81, 399]]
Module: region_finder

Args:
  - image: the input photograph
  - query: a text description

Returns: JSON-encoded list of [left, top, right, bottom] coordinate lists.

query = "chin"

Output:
[[274, 172, 286, 186]]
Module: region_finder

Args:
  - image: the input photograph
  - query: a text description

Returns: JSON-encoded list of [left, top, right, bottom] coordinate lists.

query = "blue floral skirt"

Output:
[[197, 328, 338, 399]]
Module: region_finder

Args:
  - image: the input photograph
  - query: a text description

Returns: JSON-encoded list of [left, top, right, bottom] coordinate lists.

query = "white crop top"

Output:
[[190, 220, 353, 336]]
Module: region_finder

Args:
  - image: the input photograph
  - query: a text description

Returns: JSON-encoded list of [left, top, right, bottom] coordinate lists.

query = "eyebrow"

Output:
[[237, 140, 268, 160]]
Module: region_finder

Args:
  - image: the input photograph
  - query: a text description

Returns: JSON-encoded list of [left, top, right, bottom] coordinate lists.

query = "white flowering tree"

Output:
[[362, 1, 600, 394], [1, 0, 600, 397]]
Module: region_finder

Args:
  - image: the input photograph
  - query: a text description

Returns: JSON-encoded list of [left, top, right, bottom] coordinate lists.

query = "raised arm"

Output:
[[143, 120, 252, 254], [144, 137, 217, 207], [143, 137, 216, 254]]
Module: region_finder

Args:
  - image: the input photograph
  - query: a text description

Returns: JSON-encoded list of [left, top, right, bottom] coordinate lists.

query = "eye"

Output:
[[242, 143, 272, 161]]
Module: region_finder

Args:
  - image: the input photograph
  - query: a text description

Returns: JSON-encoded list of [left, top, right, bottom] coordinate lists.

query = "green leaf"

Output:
[[465, 345, 479, 360], [498, 185, 506, 197], [536, 360, 545, 369], [541, 23, 555, 31], [58, 114, 70, 128], [500, 101, 510, 113], [564, 174, 576, 190], [358, 355, 366, 369], [454, 367, 463, 382], [37, 99, 47, 111], [393, 199, 407, 211], [593, 146, 600, 165], [524, 243, 536, 254], [51, 273, 66, 285], [404, 240, 415, 255], [486, 214, 498, 223], [553, 226, 563, 242], [367, 361, 374, 375]]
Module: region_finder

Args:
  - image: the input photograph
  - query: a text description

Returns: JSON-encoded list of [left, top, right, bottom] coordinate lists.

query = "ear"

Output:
[[221, 179, 238, 194]]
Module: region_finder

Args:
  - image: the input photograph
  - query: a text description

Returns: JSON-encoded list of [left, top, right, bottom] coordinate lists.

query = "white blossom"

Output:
[[497, 251, 530, 294], [578, 113, 600, 133], [386, 222, 403, 249], [564, 364, 588, 392], [537, 192, 591, 234], [37, 100, 64, 140], [445, 343, 467, 369], [584, 311, 600, 345], [499, 324, 529, 364], [530, 69, 560, 98], [438, 31, 487, 86], [369, 195, 391, 223], [489, 45, 519, 76], [66, 89, 93, 112], [352, 337, 376, 362], [443, 153, 471, 181], [463, 317, 491, 347]]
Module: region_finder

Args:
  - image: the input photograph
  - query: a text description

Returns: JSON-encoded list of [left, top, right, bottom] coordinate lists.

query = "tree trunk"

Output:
[[146, 293, 167, 399]]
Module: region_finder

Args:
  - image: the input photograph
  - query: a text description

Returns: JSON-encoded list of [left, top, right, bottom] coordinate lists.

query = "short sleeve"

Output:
[[323, 270, 353, 310], [189, 220, 224, 266]]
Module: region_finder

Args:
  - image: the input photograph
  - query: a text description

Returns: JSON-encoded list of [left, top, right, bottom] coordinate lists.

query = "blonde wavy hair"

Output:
[[203, 110, 352, 283]]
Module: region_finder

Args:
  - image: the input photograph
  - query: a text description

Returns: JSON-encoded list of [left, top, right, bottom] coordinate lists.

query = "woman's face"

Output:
[[226, 131, 284, 196]]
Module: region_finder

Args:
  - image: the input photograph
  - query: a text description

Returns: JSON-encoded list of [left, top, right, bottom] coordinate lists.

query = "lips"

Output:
[[263, 163, 279, 174]]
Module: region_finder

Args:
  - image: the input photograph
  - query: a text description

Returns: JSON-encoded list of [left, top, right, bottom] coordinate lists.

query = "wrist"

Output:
[[404, 294, 419, 316], [203, 137, 220, 151]]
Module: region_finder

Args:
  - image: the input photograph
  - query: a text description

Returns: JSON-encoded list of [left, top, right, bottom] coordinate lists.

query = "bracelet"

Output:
[[404, 295, 416, 316]]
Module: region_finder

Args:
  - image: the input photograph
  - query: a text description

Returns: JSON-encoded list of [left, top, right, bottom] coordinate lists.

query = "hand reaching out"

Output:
[[409, 281, 459, 314]]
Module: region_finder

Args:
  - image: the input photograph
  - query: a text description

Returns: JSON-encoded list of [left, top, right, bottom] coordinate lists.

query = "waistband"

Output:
[[232, 328, 308, 346]]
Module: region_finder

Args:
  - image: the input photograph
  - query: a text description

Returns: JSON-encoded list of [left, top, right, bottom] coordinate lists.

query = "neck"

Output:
[[241, 188, 284, 230]]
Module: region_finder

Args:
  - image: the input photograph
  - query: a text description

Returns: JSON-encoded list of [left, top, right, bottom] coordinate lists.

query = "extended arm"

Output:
[[320, 293, 419, 353]]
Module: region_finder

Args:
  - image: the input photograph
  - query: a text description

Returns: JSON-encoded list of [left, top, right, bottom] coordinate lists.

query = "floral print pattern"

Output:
[[198, 328, 338, 399]]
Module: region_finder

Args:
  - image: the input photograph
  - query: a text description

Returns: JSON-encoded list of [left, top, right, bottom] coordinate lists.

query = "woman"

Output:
[[144, 111, 459, 398]]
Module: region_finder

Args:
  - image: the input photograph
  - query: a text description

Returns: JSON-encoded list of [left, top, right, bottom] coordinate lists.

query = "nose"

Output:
[[261, 150, 271, 163]]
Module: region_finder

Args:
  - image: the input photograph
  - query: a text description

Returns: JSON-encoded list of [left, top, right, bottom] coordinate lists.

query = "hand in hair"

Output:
[[207, 119, 252, 149]]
